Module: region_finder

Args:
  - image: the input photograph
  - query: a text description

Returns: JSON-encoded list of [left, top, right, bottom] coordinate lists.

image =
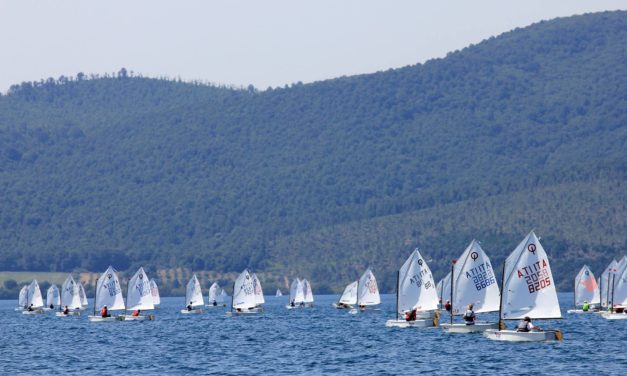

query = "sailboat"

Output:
[[180, 274, 204, 314], [206, 282, 226, 307], [601, 255, 627, 320], [22, 280, 44, 314], [600, 259, 618, 311], [45, 284, 61, 310], [334, 281, 358, 309], [252, 273, 265, 309], [440, 240, 500, 333], [16, 285, 28, 311], [57, 274, 82, 316], [437, 272, 451, 310], [484, 231, 563, 342], [303, 279, 314, 307], [385, 248, 440, 328], [351, 268, 380, 313], [286, 278, 305, 309], [276, 289, 283, 297], [567, 265, 600, 313], [229, 269, 260, 315], [78, 283, 89, 310], [150, 279, 161, 307], [88, 266, 125, 322], [121, 267, 155, 321]]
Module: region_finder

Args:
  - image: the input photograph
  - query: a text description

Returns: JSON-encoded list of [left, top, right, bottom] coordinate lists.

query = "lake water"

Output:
[[1, 293, 625, 375]]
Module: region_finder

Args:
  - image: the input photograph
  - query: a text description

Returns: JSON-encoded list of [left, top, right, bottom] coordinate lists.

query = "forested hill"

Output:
[[0, 11, 625, 293]]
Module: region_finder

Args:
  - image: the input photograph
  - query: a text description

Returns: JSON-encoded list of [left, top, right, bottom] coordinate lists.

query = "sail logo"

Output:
[[366, 277, 378, 293], [104, 280, 120, 297], [135, 281, 151, 297], [517, 259, 551, 293], [409, 269, 433, 289], [242, 282, 254, 295], [465, 262, 496, 291]]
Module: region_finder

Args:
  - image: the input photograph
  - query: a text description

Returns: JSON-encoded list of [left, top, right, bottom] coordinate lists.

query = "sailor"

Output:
[[516, 316, 541, 332], [212, 300, 217, 306], [187, 301, 193, 311], [63, 305, 69, 315], [463, 304, 476, 325], [444, 300, 451, 312], [49, 303, 54, 309], [27, 304, 34, 312], [582, 300, 590, 312], [132, 309, 141, 317], [405, 309, 417, 322], [290, 300, 295, 307], [300, 301, 305, 308], [100, 305, 109, 318]]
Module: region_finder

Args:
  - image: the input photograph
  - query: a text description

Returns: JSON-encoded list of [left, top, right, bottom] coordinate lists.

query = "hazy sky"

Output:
[[1, 1, 625, 91]]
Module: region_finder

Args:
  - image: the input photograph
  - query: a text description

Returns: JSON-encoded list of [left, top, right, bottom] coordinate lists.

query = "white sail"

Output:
[[452, 240, 500, 314], [232, 270, 256, 310], [500, 231, 561, 319], [574, 265, 600, 306], [600, 259, 618, 308], [216, 288, 225, 304], [18, 286, 28, 308], [289, 279, 305, 304], [95, 266, 125, 311], [437, 272, 452, 304], [46, 284, 61, 307], [208, 282, 221, 304], [252, 273, 265, 305], [186, 274, 204, 307], [150, 279, 161, 305], [276, 289, 283, 297], [27, 280, 44, 308], [357, 269, 381, 306], [339, 281, 358, 305], [303, 279, 314, 303], [397, 249, 439, 314], [612, 256, 627, 308], [127, 267, 154, 311], [61, 275, 82, 309], [221, 289, 228, 297], [78, 283, 88, 308]]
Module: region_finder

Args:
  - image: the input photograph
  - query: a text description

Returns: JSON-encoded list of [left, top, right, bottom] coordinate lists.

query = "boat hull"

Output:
[[567, 309, 597, 314], [483, 329, 562, 342], [87, 315, 118, 322], [441, 322, 498, 333], [601, 312, 627, 320], [180, 309, 204, 314], [385, 319, 435, 328], [119, 315, 155, 321], [22, 310, 44, 315], [55, 311, 81, 317]]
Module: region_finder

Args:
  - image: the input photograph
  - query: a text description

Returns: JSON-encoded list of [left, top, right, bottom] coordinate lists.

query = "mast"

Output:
[[610, 273, 615, 313], [450, 260, 455, 325], [93, 277, 98, 316], [498, 260, 506, 330], [395, 271, 399, 321], [231, 281, 235, 314], [573, 273, 577, 309], [599, 272, 604, 309]]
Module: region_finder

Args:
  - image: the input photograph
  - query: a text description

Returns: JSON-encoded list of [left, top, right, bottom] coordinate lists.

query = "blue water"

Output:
[[0, 293, 624, 375]]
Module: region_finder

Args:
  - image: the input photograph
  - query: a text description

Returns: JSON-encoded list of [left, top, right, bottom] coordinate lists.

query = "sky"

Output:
[[0, 0, 625, 92]]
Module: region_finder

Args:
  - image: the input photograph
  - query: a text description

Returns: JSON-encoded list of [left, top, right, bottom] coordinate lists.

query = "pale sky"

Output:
[[0, 0, 625, 92]]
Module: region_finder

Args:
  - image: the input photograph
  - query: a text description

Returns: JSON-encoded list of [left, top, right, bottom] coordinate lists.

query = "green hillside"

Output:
[[0, 11, 625, 293]]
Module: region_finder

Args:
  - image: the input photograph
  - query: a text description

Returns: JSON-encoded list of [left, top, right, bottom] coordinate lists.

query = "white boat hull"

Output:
[[55, 311, 81, 317], [119, 315, 155, 321], [227, 307, 262, 315], [483, 329, 562, 342], [385, 319, 435, 328], [180, 309, 204, 314], [601, 312, 627, 320], [22, 310, 44, 315], [441, 322, 498, 333], [88, 315, 118, 322], [205, 304, 227, 308], [567, 309, 597, 314]]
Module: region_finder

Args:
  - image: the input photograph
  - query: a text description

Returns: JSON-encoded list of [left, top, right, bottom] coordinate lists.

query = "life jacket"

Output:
[[101, 307, 108, 317], [63, 307, 69, 314], [582, 303, 589, 311], [463, 310, 475, 322], [516, 321, 530, 332], [445, 303, 451, 312]]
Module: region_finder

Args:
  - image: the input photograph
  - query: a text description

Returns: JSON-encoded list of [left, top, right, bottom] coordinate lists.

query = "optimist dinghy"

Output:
[[303, 279, 314, 307], [22, 280, 44, 315], [181, 274, 204, 314], [228, 269, 261, 315], [88, 266, 125, 322], [567, 265, 600, 314], [276, 289, 283, 297], [16, 286, 28, 311], [286, 278, 305, 309], [441, 240, 500, 333], [56, 275, 83, 317], [385, 249, 439, 328], [120, 267, 155, 321], [334, 281, 357, 309], [206, 282, 226, 307], [601, 255, 627, 320], [483, 231, 563, 342], [349, 268, 380, 314]]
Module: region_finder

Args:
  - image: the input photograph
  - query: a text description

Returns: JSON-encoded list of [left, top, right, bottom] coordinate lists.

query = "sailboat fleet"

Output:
[[15, 232, 625, 338]]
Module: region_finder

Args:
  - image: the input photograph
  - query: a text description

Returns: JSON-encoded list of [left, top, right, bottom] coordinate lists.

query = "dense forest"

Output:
[[0, 11, 625, 295]]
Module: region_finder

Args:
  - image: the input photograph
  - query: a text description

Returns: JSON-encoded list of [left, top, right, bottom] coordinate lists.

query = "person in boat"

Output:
[[582, 300, 590, 312], [463, 304, 476, 325], [187, 301, 193, 311], [444, 300, 451, 312], [236, 308, 242, 312], [49, 303, 54, 309], [27, 304, 34, 312], [101, 305, 110, 318], [516, 316, 541, 332], [290, 300, 295, 307], [359, 304, 366, 310], [404, 309, 417, 322], [63, 305, 69, 315], [212, 300, 217, 307], [300, 301, 305, 308], [132, 309, 141, 317]]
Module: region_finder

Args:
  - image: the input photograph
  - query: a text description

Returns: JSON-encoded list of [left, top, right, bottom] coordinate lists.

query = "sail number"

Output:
[[465, 262, 496, 291], [517, 259, 551, 293]]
